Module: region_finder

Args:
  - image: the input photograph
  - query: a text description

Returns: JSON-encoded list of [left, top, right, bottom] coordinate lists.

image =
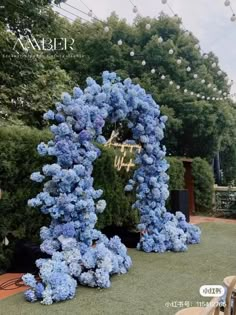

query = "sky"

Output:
[[55, 0, 236, 96]]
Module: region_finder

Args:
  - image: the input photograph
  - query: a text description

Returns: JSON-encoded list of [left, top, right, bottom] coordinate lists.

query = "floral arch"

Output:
[[23, 71, 201, 304]]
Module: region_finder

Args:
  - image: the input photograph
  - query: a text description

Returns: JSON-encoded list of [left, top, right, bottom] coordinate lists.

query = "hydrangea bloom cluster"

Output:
[[23, 71, 200, 304]]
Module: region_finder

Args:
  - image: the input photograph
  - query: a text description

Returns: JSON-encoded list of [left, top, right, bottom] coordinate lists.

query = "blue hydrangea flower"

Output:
[[24, 71, 200, 305]]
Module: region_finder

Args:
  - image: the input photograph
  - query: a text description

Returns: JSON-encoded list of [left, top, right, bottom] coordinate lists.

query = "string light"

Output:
[[223, 0, 236, 23], [104, 26, 109, 32], [130, 51, 135, 57], [121, 1, 233, 101], [118, 40, 123, 46]]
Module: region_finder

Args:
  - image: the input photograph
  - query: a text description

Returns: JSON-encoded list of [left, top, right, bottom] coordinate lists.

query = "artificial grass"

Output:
[[0, 222, 236, 315]]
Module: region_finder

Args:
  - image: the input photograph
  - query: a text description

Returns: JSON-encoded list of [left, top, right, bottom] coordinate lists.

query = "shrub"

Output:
[[0, 126, 52, 273], [166, 157, 185, 191], [192, 157, 214, 212]]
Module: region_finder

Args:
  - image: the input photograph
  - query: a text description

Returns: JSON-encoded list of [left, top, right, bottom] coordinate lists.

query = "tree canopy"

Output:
[[0, 8, 236, 174]]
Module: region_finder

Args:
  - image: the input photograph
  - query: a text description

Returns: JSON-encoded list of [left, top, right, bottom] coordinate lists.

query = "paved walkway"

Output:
[[0, 273, 26, 300], [190, 215, 236, 224]]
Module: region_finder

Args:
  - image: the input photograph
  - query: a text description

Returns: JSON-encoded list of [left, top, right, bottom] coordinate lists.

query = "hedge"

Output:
[[0, 126, 191, 272], [0, 126, 138, 272], [192, 157, 214, 212]]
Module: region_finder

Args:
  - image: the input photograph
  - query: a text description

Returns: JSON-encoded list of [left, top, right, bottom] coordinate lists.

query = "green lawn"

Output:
[[0, 222, 236, 315]]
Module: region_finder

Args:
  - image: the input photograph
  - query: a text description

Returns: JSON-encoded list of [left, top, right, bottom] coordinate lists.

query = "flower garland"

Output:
[[23, 71, 200, 304]]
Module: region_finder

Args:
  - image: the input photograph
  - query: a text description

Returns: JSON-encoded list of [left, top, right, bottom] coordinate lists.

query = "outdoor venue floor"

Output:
[[0, 221, 236, 315]]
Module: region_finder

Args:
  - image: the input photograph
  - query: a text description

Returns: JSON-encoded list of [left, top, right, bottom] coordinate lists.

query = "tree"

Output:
[[0, 0, 66, 37], [0, 22, 73, 127]]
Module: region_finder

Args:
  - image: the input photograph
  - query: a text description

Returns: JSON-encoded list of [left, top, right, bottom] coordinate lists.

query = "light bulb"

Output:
[[176, 85, 180, 89], [194, 44, 200, 49], [169, 49, 174, 55], [207, 83, 212, 88], [142, 60, 146, 66], [130, 51, 135, 57], [173, 14, 179, 21], [211, 62, 216, 68], [177, 59, 182, 65], [169, 80, 173, 85], [151, 68, 155, 74], [161, 0, 167, 4], [104, 26, 109, 33], [217, 70, 222, 75], [133, 5, 138, 13], [186, 66, 191, 72], [161, 75, 166, 80], [190, 92, 194, 95], [118, 40, 123, 46], [146, 23, 151, 30], [158, 37, 163, 43], [88, 10, 93, 17], [203, 54, 208, 59], [201, 79, 205, 84], [231, 14, 236, 22], [193, 74, 198, 79], [213, 87, 217, 91]]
